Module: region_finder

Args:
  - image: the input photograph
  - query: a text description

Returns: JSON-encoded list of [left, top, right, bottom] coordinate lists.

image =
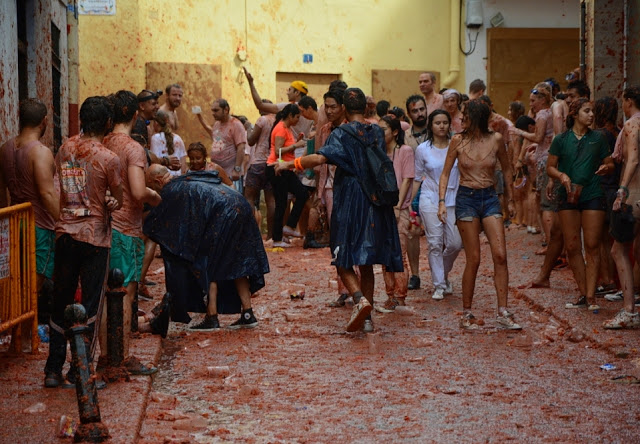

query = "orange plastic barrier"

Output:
[[0, 203, 38, 353]]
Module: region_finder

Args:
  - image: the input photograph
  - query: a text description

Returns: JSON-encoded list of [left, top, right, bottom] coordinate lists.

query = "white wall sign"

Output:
[[78, 0, 116, 16]]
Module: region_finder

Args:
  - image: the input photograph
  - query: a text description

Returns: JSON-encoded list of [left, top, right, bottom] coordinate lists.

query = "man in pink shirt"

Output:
[[102, 91, 162, 375], [0, 99, 59, 323], [44, 96, 123, 388], [196, 99, 247, 190]]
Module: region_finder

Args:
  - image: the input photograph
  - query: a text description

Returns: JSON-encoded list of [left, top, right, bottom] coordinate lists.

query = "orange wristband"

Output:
[[294, 157, 303, 171]]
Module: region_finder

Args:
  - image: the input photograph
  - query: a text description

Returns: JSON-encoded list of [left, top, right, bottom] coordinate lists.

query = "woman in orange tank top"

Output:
[[438, 100, 520, 331]]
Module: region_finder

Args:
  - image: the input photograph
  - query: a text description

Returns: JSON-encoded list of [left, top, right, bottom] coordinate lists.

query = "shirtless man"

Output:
[[159, 83, 183, 131], [605, 85, 640, 329], [0, 99, 59, 323], [195, 99, 247, 187], [418, 72, 444, 116], [101, 90, 162, 376]]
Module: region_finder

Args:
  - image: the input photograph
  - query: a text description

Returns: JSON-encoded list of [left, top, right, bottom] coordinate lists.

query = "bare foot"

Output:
[[517, 279, 550, 289]]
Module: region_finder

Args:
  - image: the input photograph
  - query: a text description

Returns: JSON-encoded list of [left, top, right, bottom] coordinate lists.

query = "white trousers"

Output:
[[419, 204, 462, 290]]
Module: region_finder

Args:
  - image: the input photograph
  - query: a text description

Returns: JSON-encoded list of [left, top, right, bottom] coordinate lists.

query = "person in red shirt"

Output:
[[44, 96, 123, 388]]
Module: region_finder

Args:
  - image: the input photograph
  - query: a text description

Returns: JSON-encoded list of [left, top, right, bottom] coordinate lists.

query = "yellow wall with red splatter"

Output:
[[78, 0, 464, 121]]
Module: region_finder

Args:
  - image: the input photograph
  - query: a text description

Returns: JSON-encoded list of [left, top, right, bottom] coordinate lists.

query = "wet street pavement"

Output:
[[137, 226, 640, 443]]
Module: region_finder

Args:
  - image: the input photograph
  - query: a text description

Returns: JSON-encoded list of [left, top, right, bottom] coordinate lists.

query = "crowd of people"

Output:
[[1, 69, 639, 389]]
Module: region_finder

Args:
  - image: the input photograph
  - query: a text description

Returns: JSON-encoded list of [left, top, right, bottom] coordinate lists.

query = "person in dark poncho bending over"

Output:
[[274, 88, 403, 333]]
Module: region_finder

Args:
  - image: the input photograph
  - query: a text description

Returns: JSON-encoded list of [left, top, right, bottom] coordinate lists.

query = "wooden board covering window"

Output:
[[146, 62, 222, 151], [487, 28, 579, 116], [372, 70, 440, 112]]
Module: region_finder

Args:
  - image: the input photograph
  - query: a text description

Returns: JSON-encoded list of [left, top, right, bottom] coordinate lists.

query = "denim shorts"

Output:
[[455, 185, 503, 221], [557, 195, 606, 212]]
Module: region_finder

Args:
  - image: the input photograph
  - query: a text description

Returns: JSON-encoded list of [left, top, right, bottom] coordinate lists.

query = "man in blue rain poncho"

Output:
[[143, 165, 269, 331], [274, 88, 403, 333]]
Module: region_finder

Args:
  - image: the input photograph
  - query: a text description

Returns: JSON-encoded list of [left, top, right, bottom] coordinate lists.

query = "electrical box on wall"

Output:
[[465, 0, 484, 29]]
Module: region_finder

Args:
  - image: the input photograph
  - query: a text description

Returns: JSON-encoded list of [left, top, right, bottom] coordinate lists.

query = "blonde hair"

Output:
[[533, 82, 552, 105], [155, 110, 174, 155]]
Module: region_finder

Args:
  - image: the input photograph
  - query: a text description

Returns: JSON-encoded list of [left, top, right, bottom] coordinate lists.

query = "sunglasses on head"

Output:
[[531, 89, 540, 95]]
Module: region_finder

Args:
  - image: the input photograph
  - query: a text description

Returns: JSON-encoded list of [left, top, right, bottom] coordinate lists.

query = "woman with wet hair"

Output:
[[413, 109, 462, 301], [265, 103, 308, 248], [150, 110, 187, 176], [546, 98, 613, 312], [186, 141, 232, 185], [439, 100, 520, 330]]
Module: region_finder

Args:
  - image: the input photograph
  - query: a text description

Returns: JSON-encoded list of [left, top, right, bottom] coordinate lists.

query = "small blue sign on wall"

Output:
[[303, 54, 313, 64]]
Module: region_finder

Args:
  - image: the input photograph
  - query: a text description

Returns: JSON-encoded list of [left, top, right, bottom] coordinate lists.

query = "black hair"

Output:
[[19, 98, 47, 129], [376, 100, 390, 118], [544, 77, 560, 96], [110, 90, 138, 124], [623, 85, 640, 110], [515, 115, 536, 131], [405, 94, 426, 113], [343, 88, 366, 114], [187, 141, 207, 157], [463, 99, 491, 136], [509, 101, 525, 121], [594, 96, 618, 128], [478, 94, 493, 107], [214, 98, 230, 110], [426, 109, 451, 142], [460, 93, 469, 102], [80, 96, 113, 136], [380, 115, 405, 146], [388, 106, 407, 121], [566, 97, 591, 130], [323, 88, 345, 105], [329, 80, 348, 91], [269, 104, 301, 144], [567, 80, 591, 99], [298, 95, 318, 111]]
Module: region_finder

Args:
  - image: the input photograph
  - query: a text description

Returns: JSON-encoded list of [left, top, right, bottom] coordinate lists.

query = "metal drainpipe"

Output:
[[442, 0, 461, 88]]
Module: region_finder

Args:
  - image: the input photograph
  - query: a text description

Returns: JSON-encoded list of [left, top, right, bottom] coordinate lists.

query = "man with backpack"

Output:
[[273, 88, 403, 333]]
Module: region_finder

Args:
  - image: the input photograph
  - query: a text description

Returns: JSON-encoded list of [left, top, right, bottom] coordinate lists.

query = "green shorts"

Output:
[[35, 227, 55, 279], [110, 229, 144, 287]]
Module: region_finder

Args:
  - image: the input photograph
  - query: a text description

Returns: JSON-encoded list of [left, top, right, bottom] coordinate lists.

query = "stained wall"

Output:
[[77, 0, 465, 121]]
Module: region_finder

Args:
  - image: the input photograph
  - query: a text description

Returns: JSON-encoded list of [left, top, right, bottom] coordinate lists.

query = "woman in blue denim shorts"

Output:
[[438, 100, 521, 330]]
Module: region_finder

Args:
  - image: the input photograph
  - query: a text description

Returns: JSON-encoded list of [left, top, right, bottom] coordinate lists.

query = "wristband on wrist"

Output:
[[294, 157, 304, 171], [438, 198, 445, 203], [619, 185, 629, 197], [162, 156, 169, 166]]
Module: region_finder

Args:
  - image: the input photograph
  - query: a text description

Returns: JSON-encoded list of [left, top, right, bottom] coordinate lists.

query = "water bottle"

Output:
[[38, 324, 49, 343]]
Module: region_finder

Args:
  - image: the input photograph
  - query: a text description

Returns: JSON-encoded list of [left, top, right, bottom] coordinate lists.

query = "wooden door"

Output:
[[146, 62, 222, 150], [487, 28, 579, 116]]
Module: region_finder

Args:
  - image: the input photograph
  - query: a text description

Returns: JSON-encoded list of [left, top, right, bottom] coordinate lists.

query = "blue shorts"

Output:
[[455, 185, 503, 221], [557, 195, 606, 212]]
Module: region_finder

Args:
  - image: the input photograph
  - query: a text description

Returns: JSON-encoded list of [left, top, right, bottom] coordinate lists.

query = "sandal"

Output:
[[565, 295, 587, 309], [124, 356, 158, 376]]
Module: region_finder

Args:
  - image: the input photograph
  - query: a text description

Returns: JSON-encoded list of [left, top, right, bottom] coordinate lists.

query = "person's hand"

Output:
[[595, 163, 610, 176], [508, 127, 521, 137], [437, 201, 447, 223], [105, 195, 120, 212], [612, 195, 623, 211], [559, 173, 572, 194], [297, 133, 304, 142], [272, 161, 292, 175], [507, 200, 515, 218], [545, 178, 555, 200], [243, 67, 253, 83], [168, 156, 181, 171]]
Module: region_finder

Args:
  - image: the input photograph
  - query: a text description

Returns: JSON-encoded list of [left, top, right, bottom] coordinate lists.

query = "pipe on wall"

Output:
[[442, 0, 461, 88]]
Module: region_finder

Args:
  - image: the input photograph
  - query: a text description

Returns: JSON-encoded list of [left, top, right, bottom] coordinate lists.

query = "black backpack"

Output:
[[341, 125, 399, 207]]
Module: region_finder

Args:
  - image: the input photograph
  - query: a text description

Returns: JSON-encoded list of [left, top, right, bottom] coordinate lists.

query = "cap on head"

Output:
[[290, 81, 308, 95]]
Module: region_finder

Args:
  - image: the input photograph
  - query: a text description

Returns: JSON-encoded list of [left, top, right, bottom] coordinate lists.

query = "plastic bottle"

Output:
[[38, 324, 50, 343]]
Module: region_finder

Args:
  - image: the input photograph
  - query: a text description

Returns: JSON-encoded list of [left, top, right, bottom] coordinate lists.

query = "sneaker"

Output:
[[375, 298, 397, 313], [460, 312, 479, 330], [496, 311, 522, 330], [565, 295, 587, 309], [595, 283, 618, 296], [588, 304, 600, 312], [44, 372, 64, 388], [228, 309, 258, 330], [189, 314, 220, 331], [603, 309, 640, 329], [346, 298, 372, 332], [408, 275, 420, 290], [444, 280, 453, 295], [272, 241, 292, 248], [282, 226, 303, 238], [432, 288, 445, 300], [605, 291, 624, 302], [328, 293, 349, 308], [362, 319, 374, 333]]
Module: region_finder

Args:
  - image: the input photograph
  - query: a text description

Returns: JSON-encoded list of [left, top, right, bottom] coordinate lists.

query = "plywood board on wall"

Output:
[[488, 28, 579, 116], [372, 70, 440, 112], [275, 73, 341, 105], [146, 62, 222, 150]]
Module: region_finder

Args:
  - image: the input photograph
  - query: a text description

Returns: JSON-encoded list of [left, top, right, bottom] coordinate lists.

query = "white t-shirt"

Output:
[[414, 140, 459, 209], [150, 133, 186, 177]]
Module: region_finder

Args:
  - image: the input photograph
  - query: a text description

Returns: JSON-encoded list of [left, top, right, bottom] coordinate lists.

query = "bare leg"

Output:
[[533, 214, 563, 286], [264, 190, 275, 240], [612, 240, 635, 313], [457, 219, 482, 310], [140, 237, 156, 285], [407, 235, 420, 277], [122, 281, 136, 358], [206, 282, 218, 315], [581, 210, 605, 304], [358, 265, 375, 306], [558, 210, 587, 297], [482, 216, 509, 310], [235, 277, 252, 310]]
